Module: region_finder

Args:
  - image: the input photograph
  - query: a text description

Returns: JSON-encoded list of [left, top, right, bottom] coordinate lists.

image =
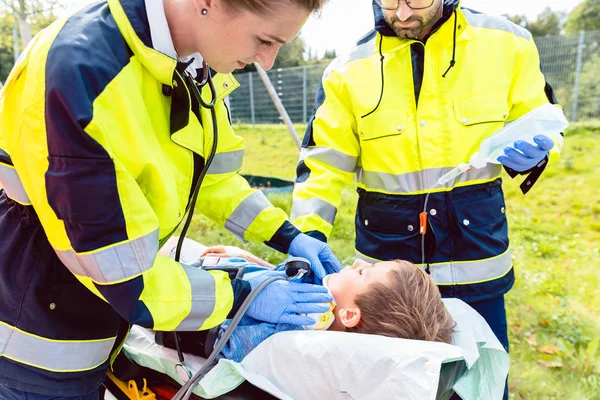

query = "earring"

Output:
[[201, 8, 208, 15]]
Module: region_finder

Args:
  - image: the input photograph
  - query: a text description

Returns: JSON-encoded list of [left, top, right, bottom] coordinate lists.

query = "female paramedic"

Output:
[[0, 0, 341, 398]]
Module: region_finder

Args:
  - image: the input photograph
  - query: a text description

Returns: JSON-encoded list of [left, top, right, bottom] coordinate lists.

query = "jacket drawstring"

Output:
[[442, 10, 457, 78], [362, 36, 385, 118]]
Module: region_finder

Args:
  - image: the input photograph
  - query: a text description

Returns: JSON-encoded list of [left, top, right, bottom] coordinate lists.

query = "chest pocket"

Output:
[[357, 109, 408, 141], [453, 94, 509, 126]]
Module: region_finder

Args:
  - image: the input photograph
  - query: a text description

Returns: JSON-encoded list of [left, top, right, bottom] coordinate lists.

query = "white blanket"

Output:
[[122, 298, 508, 400]]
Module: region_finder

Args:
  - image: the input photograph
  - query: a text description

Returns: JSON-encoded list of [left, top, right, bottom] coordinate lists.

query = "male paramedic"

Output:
[[0, 0, 340, 397], [291, 1, 561, 398]]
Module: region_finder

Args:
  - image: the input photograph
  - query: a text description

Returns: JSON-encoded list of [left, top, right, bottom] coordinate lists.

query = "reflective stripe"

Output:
[[55, 229, 159, 283], [0, 322, 115, 372], [300, 147, 357, 173], [0, 164, 31, 204], [224, 191, 271, 240], [290, 198, 337, 225], [324, 34, 376, 78], [356, 164, 502, 193], [207, 149, 244, 175], [175, 264, 216, 330], [356, 250, 513, 285], [462, 9, 531, 40]]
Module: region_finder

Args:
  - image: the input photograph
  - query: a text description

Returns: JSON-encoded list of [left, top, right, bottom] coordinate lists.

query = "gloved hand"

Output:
[[246, 271, 333, 325], [288, 233, 343, 283], [497, 135, 554, 172]]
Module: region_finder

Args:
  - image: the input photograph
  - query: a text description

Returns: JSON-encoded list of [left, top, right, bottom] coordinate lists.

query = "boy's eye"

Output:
[[359, 268, 363, 276]]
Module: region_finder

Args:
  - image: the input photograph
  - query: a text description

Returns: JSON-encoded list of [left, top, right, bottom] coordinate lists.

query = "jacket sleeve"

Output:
[[218, 317, 300, 363], [6, 57, 245, 333], [505, 32, 564, 194], [290, 68, 360, 241]]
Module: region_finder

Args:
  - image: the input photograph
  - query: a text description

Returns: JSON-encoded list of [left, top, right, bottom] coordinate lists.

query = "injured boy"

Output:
[[156, 247, 456, 363]]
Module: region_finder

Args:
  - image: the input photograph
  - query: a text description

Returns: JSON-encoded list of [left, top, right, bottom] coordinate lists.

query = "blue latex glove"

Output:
[[497, 135, 554, 172], [288, 233, 343, 283], [246, 271, 333, 325]]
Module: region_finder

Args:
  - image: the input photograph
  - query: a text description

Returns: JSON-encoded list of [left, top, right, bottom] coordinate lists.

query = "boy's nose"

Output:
[[351, 259, 371, 269]]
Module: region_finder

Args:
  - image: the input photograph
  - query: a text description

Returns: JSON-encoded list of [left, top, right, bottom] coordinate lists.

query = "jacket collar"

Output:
[[108, 0, 176, 85]]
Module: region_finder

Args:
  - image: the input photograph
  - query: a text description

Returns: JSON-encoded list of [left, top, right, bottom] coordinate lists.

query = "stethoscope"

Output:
[[170, 60, 220, 383], [166, 61, 313, 399], [173, 60, 218, 262]]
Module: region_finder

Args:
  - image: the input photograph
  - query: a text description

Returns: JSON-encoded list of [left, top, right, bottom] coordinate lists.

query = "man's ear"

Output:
[[338, 307, 362, 329]]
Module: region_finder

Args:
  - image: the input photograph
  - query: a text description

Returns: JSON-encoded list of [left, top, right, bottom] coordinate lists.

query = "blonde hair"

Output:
[[222, 0, 327, 14], [348, 260, 455, 344]]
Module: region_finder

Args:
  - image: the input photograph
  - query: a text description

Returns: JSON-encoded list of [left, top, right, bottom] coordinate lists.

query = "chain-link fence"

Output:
[[537, 30, 600, 121], [229, 30, 600, 125]]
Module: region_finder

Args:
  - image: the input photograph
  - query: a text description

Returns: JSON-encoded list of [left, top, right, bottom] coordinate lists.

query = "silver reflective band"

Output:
[[462, 9, 531, 40], [356, 164, 502, 193], [0, 164, 31, 204], [206, 150, 244, 175], [175, 264, 217, 330], [324, 33, 376, 78], [300, 147, 357, 173], [55, 230, 159, 283], [356, 250, 512, 285], [290, 198, 337, 225], [0, 322, 116, 372], [225, 191, 271, 240]]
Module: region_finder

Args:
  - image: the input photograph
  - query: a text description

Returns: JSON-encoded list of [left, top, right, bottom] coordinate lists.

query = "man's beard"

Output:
[[385, 3, 442, 39], [389, 18, 426, 39]]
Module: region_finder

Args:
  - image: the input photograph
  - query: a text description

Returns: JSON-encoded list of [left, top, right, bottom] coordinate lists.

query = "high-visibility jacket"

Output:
[[292, 1, 561, 302], [0, 0, 299, 395]]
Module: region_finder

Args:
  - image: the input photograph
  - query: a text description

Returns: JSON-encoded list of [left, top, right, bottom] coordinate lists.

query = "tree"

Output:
[[0, 0, 63, 82], [527, 7, 565, 36], [504, 7, 565, 37], [0, 12, 17, 83], [565, 0, 600, 33], [322, 49, 337, 60]]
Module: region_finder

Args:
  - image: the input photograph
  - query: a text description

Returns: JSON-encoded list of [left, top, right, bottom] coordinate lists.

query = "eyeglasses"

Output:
[[375, 0, 435, 11]]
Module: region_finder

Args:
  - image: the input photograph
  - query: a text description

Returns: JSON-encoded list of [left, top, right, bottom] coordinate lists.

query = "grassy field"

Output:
[[186, 122, 600, 399]]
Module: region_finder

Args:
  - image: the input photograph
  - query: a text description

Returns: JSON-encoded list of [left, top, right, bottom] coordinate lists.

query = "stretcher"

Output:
[[105, 298, 509, 400]]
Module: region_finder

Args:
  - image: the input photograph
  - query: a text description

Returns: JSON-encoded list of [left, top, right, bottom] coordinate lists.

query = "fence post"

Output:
[[571, 31, 585, 122], [253, 62, 301, 149], [302, 66, 308, 124], [12, 27, 20, 63], [249, 72, 255, 126]]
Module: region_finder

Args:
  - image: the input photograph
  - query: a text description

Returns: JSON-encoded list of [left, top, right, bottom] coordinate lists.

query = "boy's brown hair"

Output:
[[347, 260, 456, 344]]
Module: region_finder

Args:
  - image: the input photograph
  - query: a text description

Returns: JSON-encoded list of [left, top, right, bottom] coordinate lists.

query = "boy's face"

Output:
[[325, 260, 400, 309]]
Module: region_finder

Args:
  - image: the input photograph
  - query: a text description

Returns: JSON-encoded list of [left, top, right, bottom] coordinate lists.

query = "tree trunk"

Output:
[[17, 0, 32, 47]]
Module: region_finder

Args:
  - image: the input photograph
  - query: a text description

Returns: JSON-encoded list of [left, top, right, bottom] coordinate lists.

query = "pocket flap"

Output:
[[361, 203, 419, 236], [453, 94, 509, 126], [358, 109, 407, 141], [453, 187, 506, 229]]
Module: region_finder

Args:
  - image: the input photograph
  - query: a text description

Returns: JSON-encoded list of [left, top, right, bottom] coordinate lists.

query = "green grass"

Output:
[[186, 122, 600, 399]]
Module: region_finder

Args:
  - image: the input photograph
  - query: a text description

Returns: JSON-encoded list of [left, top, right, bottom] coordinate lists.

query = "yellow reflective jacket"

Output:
[[292, 3, 561, 301], [0, 0, 298, 394]]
